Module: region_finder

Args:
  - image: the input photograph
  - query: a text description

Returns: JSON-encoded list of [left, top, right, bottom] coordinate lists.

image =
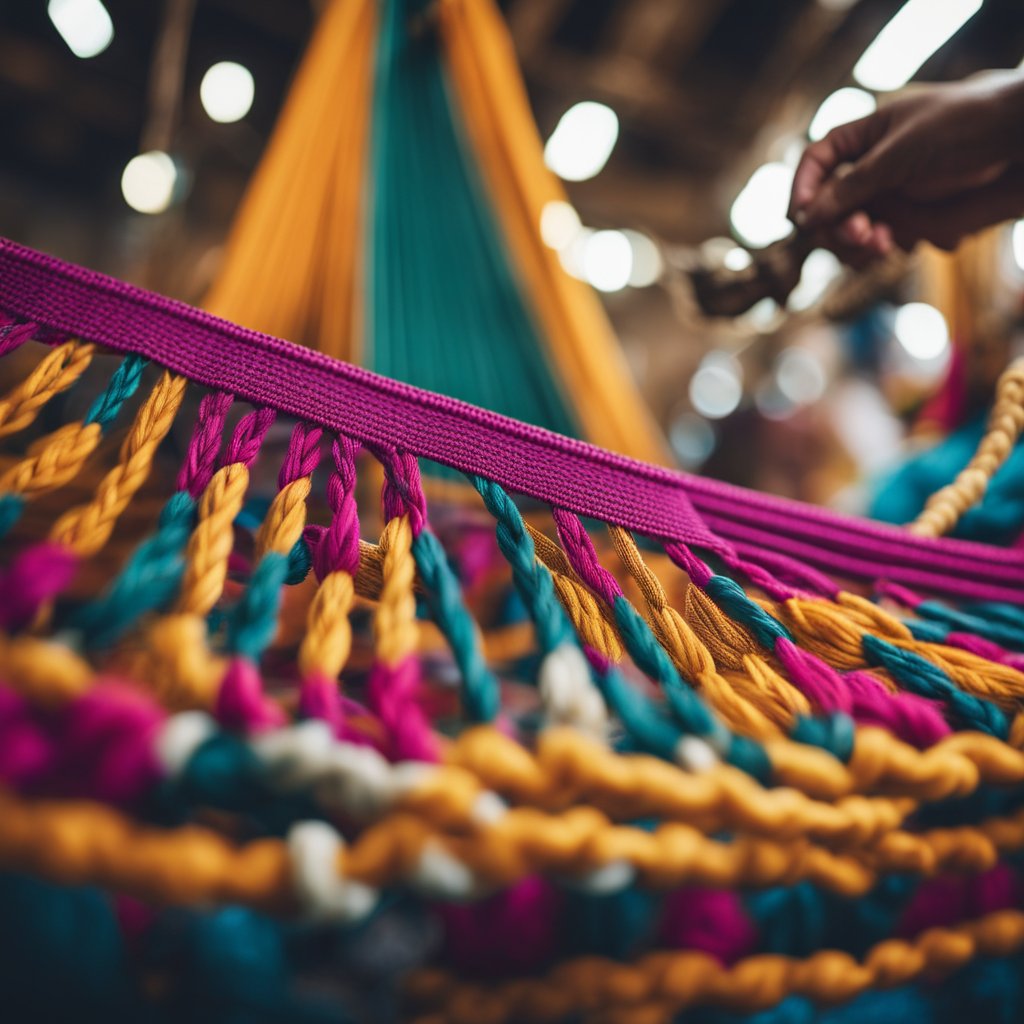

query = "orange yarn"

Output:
[[0, 340, 94, 439], [406, 910, 1024, 1023]]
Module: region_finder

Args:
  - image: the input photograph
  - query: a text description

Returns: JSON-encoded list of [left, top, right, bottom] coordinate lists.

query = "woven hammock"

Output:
[[204, 0, 670, 465], [3, 239, 1024, 1021]]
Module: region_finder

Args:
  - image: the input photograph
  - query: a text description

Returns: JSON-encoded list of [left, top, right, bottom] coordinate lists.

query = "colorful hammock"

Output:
[[3, 238, 1024, 1021], [204, 0, 669, 464]]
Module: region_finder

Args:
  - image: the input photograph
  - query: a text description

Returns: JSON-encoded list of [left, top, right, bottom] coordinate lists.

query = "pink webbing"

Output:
[[1, 237, 1022, 603]]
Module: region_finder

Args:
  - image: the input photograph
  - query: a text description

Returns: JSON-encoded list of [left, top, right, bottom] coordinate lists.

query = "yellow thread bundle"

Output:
[[375, 515, 418, 667], [6, 777, 1024, 906], [911, 358, 1024, 537], [608, 525, 790, 737], [49, 372, 186, 556], [0, 340, 94, 439], [0, 419, 104, 499], [406, 910, 1024, 1023], [299, 570, 357, 679]]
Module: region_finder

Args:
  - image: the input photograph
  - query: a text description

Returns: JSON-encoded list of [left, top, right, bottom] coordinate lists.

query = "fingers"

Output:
[[876, 165, 1024, 252], [788, 114, 887, 222], [798, 143, 898, 229], [835, 212, 872, 247], [810, 216, 894, 269]]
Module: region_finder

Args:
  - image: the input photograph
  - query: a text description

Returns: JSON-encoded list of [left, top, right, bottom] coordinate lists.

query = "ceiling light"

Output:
[[47, 0, 113, 59], [582, 230, 633, 292], [1012, 220, 1024, 272], [540, 200, 581, 251], [622, 230, 663, 287], [730, 162, 794, 248], [808, 87, 877, 141], [544, 102, 619, 182], [121, 151, 177, 215], [200, 61, 255, 123], [853, 0, 983, 92]]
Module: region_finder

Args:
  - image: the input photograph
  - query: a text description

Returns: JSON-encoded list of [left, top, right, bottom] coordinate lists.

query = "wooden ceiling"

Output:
[[0, 0, 1022, 277]]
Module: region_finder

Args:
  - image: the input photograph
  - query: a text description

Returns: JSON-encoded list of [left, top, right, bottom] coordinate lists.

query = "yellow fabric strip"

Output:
[[203, 0, 376, 361], [438, 0, 671, 465]]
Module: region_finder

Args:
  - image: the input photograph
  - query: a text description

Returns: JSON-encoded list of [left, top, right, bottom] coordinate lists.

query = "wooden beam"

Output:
[[606, 0, 730, 68], [0, 36, 140, 135], [505, 0, 573, 62]]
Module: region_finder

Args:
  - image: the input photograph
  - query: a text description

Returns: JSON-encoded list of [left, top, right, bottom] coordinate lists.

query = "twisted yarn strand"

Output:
[[471, 477, 608, 736], [911, 358, 1024, 537], [368, 514, 436, 760], [375, 516, 418, 667], [49, 372, 186, 555], [7, 779, 1024, 915], [63, 392, 235, 647], [0, 355, 146, 536], [228, 422, 322, 658], [299, 435, 360, 681], [407, 910, 1024, 1023], [175, 408, 276, 616], [254, 422, 322, 560], [0, 340, 94, 439], [136, 408, 273, 710], [299, 570, 357, 680], [607, 525, 782, 738]]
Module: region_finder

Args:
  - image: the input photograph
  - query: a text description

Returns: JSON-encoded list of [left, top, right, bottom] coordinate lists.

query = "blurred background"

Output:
[[3, 0, 1024, 525]]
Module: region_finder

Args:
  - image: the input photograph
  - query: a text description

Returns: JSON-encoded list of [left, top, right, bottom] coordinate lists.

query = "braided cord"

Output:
[[128, 407, 275, 712], [413, 528, 501, 722], [175, 407, 276, 617], [607, 524, 782, 738], [299, 436, 361, 718], [64, 391, 236, 648], [553, 508, 769, 777], [470, 477, 573, 653], [407, 909, 1024, 1023], [911, 358, 1024, 537], [49, 372, 186, 556], [368, 514, 436, 760], [470, 476, 609, 738], [7, 621, 1024, 833], [228, 422, 321, 660], [0, 355, 147, 537], [0, 340, 94, 439], [83, 354, 147, 430]]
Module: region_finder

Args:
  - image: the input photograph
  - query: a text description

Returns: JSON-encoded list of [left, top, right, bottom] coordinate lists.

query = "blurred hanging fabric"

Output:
[[204, 0, 669, 464]]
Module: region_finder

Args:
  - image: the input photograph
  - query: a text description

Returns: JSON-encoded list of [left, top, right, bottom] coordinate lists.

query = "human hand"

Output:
[[789, 71, 1024, 259]]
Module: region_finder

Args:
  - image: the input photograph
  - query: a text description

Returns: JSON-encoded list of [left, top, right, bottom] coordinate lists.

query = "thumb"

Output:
[[800, 148, 891, 228]]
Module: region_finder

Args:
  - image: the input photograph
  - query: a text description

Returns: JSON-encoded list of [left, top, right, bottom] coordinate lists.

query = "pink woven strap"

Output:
[[1, 236, 1023, 603]]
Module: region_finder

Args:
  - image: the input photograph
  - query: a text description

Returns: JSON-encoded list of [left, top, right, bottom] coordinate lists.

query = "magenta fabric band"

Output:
[[1, 237, 1022, 603], [0, 238, 721, 552]]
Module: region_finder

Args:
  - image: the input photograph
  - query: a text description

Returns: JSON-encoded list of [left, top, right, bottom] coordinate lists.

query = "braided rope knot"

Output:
[[911, 359, 1024, 537], [371, 443, 427, 534]]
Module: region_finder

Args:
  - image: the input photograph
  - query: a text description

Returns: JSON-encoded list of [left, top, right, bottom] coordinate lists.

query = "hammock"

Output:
[[2, 238, 1024, 1021], [204, 0, 670, 465]]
